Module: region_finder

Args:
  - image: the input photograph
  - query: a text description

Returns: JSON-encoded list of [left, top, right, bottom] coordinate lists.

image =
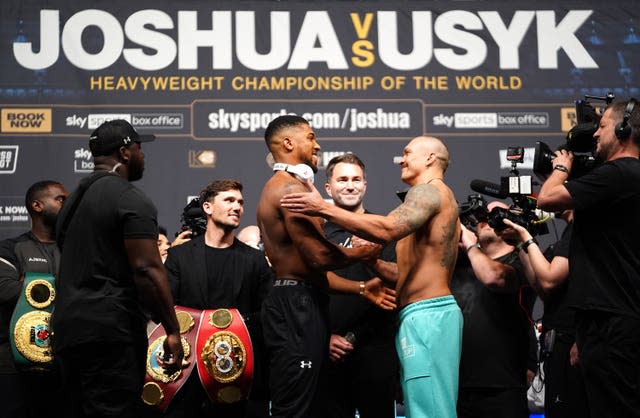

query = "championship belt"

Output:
[[196, 308, 254, 404], [142, 306, 202, 411], [9, 272, 56, 371]]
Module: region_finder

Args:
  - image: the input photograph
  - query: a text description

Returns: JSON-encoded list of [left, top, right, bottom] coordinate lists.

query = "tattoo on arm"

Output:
[[440, 217, 459, 268], [389, 184, 440, 235]]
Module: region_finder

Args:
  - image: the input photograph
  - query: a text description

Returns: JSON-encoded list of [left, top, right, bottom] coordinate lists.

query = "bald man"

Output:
[[281, 135, 463, 418]]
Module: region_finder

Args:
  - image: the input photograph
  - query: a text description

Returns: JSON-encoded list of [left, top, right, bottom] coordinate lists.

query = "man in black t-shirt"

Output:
[[0, 180, 68, 418], [160, 179, 273, 418], [53, 120, 184, 418], [452, 201, 534, 418], [321, 154, 399, 418], [538, 99, 640, 418]]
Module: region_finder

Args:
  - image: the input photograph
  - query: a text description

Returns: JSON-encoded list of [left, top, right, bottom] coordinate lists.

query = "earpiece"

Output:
[[273, 163, 314, 183], [614, 98, 637, 140]]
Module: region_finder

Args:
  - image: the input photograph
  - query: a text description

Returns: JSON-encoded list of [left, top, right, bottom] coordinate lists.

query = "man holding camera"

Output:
[[452, 201, 534, 418], [538, 99, 640, 418]]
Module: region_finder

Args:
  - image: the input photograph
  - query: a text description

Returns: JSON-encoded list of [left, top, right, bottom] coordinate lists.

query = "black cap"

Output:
[[89, 119, 155, 157]]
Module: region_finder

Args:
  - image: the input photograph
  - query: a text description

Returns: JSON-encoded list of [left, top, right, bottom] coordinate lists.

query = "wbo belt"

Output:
[[10, 272, 56, 372], [142, 306, 254, 411]]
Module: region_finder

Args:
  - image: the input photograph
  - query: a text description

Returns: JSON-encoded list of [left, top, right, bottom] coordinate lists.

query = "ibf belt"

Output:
[[142, 306, 202, 411], [9, 272, 56, 371], [196, 308, 254, 404]]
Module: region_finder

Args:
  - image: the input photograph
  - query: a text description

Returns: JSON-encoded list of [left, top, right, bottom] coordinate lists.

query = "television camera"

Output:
[[177, 197, 207, 237], [463, 146, 552, 237], [533, 92, 614, 180]]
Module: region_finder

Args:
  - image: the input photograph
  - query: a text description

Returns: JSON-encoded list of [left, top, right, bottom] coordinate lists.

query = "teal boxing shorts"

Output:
[[396, 295, 463, 418]]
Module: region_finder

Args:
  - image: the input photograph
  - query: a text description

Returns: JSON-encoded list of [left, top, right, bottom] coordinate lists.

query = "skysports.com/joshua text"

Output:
[[207, 108, 411, 133]]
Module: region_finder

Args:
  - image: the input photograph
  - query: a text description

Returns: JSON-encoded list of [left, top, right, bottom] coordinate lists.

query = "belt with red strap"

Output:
[[142, 306, 201, 411], [196, 308, 254, 403], [142, 306, 254, 410]]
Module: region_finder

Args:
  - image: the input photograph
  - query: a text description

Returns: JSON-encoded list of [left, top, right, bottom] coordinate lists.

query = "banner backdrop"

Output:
[[1, 1, 638, 246]]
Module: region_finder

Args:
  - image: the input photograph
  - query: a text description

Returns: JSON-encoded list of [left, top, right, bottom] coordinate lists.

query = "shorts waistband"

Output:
[[273, 278, 308, 287], [399, 295, 458, 319]]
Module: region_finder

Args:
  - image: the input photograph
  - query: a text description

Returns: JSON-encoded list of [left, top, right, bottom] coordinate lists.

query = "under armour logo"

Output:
[[300, 361, 312, 369]]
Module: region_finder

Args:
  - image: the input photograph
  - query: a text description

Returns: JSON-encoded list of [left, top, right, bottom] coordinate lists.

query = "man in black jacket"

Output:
[[162, 179, 273, 418]]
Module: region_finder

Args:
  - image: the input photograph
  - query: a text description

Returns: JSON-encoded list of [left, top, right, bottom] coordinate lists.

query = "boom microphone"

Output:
[[470, 179, 508, 199]]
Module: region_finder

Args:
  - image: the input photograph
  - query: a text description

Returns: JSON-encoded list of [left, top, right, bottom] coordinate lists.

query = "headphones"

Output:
[[273, 163, 314, 183], [614, 98, 637, 140]]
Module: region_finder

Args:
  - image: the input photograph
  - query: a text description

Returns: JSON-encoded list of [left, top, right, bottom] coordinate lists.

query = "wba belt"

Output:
[[142, 306, 254, 410], [9, 272, 56, 371], [142, 306, 202, 411]]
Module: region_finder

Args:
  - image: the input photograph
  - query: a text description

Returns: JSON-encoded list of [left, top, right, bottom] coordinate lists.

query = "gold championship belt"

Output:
[[142, 306, 202, 411], [9, 272, 56, 371], [196, 308, 254, 404]]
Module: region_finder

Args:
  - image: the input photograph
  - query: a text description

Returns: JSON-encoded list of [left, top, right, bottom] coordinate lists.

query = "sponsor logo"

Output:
[[189, 150, 216, 168], [451, 112, 549, 129], [433, 113, 454, 128], [455, 113, 498, 129], [1, 108, 52, 133], [74, 147, 94, 173], [0, 145, 19, 174], [0, 204, 29, 222], [87, 113, 131, 129], [561, 107, 577, 132], [66, 114, 88, 129], [299, 361, 312, 369], [496, 112, 549, 128], [132, 113, 183, 129]]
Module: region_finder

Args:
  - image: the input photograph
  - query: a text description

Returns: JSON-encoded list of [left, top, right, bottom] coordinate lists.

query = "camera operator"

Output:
[[502, 212, 588, 418], [537, 99, 640, 418], [451, 201, 535, 418]]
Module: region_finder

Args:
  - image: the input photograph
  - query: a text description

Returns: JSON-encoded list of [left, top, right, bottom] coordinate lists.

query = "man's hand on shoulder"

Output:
[[280, 180, 329, 216]]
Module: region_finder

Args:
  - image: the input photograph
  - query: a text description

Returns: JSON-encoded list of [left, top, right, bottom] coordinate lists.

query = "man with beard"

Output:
[[538, 99, 640, 417], [279, 135, 461, 418], [0, 180, 68, 417], [453, 201, 534, 418], [53, 119, 184, 418]]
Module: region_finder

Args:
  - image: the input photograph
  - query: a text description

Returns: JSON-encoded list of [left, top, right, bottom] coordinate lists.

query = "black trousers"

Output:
[[57, 340, 147, 418], [457, 387, 529, 418], [261, 284, 329, 418], [541, 331, 588, 418], [575, 310, 640, 418], [325, 343, 399, 418]]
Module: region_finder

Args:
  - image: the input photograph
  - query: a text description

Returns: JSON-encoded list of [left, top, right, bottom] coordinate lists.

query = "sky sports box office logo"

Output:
[[432, 112, 550, 129]]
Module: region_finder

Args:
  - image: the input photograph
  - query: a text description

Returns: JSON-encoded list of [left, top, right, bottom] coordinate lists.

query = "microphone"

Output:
[[533, 209, 555, 223], [470, 179, 508, 199], [344, 331, 356, 345]]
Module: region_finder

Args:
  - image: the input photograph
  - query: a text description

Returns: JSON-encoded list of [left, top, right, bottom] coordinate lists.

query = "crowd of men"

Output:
[[0, 98, 639, 418]]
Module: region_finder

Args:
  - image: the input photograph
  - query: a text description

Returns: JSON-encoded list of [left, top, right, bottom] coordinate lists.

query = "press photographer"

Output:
[[537, 98, 640, 418]]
